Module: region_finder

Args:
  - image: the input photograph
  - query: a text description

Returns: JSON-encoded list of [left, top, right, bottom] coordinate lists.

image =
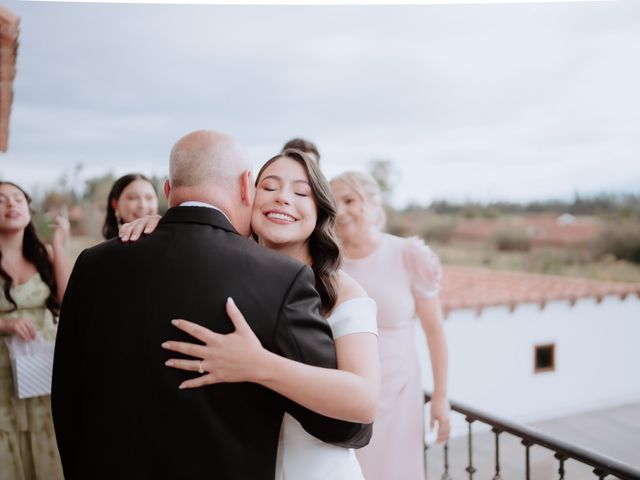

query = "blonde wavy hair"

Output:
[[330, 170, 386, 230]]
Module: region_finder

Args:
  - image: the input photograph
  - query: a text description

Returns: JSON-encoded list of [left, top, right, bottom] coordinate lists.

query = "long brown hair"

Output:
[[256, 149, 340, 313], [0, 182, 60, 316]]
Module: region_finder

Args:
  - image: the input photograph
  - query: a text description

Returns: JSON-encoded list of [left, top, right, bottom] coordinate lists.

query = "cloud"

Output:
[[2, 0, 639, 206]]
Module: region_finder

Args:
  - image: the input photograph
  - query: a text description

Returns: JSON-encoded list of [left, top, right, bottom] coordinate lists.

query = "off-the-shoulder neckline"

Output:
[[327, 296, 376, 318]]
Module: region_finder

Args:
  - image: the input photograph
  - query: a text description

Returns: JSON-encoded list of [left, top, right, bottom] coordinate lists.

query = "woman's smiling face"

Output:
[[113, 178, 158, 223], [331, 179, 373, 242], [251, 156, 318, 251], [0, 183, 31, 233]]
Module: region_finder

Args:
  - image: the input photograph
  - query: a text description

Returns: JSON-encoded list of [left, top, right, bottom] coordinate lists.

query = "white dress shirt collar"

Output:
[[179, 201, 232, 224]]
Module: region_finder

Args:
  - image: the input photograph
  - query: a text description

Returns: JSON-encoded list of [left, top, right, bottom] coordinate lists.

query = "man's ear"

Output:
[[239, 170, 254, 207], [163, 179, 171, 201]]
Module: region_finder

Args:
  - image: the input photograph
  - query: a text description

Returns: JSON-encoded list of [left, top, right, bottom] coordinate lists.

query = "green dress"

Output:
[[0, 273, 64, 480]]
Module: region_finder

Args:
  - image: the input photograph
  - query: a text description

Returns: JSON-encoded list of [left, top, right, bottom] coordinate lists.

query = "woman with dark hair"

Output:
[[121, 150, 379, 479], [0, 181, 71, 480], [281, 137, 321, 163], [102, 173, 158, 239]]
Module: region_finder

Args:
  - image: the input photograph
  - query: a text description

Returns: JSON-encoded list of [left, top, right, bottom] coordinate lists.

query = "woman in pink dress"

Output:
[[330, 171, 451, 480]]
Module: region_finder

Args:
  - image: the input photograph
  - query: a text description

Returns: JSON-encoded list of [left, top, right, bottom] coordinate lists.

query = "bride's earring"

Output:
[[115, 210, 122, 225]]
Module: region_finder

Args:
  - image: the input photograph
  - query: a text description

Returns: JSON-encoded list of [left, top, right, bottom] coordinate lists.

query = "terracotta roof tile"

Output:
[[440, 266, 640, 315]]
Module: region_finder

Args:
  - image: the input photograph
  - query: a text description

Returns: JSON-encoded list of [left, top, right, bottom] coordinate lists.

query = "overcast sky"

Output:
[[1, 0, 639, 207]]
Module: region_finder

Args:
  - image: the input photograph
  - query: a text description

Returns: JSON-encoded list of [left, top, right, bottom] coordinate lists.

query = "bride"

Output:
[[121, 149, 380, 479]]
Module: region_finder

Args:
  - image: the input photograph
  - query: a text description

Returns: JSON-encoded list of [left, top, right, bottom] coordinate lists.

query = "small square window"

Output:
[[534, 344, 555, 373]]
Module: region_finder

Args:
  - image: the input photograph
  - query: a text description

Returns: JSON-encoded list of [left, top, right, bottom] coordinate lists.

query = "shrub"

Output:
[[422, 217, 458, 243], [494, 228, 531, 252], [593, 221, 640, 264]]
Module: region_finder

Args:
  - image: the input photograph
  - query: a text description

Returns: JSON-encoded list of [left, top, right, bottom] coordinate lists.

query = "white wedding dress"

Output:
[[275, 297, 378, 480]]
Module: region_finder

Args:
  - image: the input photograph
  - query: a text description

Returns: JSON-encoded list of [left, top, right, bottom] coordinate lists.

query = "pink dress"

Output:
[[343, 234, 442, 480]]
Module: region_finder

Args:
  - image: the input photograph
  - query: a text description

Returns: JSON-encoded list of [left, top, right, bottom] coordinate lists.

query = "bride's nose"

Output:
[[275, 190, 292, 205]]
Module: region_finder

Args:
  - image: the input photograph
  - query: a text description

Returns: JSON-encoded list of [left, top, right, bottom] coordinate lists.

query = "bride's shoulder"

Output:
[[329, 271, 377, 336], [335, 270, 368, 305]]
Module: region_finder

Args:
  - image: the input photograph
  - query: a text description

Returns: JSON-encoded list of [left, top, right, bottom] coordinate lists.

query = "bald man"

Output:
[[51, 130, 370, 480]]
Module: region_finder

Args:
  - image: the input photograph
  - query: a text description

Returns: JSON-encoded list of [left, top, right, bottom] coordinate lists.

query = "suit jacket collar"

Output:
[[159, 206, 240, 236]]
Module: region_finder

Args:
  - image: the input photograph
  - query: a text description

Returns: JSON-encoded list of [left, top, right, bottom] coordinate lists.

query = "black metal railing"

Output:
[[424, 393, 640, 480]]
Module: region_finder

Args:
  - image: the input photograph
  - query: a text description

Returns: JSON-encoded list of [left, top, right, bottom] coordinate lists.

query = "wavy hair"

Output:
[[0, 182, 60, 316], [102, 173, 155, 239], [256, 149, 340, 313], [330, 170, 386, 230]]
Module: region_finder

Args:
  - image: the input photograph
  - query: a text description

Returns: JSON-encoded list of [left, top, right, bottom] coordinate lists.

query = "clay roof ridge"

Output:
[[440, 265, 640, 315], [0, 6, 20, 25], [443, 265, 640, 289]]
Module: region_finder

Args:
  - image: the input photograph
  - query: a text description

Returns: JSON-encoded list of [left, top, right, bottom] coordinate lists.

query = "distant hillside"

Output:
[[383, 194, 640, 282], [423, 193, 640, 218]]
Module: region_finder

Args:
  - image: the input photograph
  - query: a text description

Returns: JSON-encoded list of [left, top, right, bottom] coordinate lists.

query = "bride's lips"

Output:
[[263, 210, 299, 224]]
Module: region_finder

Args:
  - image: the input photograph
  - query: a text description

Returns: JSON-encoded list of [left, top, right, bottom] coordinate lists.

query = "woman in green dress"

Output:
[[0, 182, 71, 480]]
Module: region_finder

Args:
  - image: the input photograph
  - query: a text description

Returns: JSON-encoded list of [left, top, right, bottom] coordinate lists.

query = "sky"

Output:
[[1, 0, 639, 207]]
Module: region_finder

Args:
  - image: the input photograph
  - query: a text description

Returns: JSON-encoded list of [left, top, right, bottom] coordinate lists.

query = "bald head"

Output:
[[165, 130, 255, 235], [169, 130, 251, 189]]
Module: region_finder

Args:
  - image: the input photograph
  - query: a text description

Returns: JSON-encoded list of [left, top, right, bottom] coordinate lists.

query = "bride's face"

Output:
[[251, 157, 318, 251]]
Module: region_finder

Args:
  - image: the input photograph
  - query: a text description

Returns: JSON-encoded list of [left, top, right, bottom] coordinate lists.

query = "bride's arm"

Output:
[[163, 294, 380, 424], [118, 214, 161, 242], [260, 328, 378, 423]]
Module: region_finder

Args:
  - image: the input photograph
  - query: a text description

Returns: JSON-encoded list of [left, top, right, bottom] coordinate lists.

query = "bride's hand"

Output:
[[118, 214, 161, 242], [162, 297, 266, 389]]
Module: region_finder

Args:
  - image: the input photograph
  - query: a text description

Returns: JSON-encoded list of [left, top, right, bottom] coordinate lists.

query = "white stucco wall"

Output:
[[416, 294, 640, 432]]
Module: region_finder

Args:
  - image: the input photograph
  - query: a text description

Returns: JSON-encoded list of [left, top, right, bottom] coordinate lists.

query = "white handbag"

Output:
[[4, 334, 55, 399]]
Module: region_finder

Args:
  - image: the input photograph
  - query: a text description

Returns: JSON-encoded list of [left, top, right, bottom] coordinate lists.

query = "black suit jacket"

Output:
[[52, 206, 371, 480]]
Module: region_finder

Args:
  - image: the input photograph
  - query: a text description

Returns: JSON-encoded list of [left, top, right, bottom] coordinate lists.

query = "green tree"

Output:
[[368, 159, 399, 204], [83, 172, 115, 204]]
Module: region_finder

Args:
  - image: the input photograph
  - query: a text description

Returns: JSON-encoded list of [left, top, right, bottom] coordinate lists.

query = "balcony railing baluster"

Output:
[[521, 439, 532, 480], [593, 467, 608, 479], [425, 439, 429, 480], [554, 452, 567, 480], [465, 417, 476, 479], [492, 428, 502, 480], [424, 392, 640, 480], [442, 442, 452, 480]]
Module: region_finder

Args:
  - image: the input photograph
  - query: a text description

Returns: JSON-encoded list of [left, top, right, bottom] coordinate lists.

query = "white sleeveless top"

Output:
[[275, 297, 378, 480]]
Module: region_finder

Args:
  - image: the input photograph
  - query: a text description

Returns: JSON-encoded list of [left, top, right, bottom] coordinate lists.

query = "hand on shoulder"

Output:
[[119, 214, 162, 242]]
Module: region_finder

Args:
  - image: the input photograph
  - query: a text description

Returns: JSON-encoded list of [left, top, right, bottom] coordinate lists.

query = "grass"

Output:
[[64, 235, 640, 284], [432, 242, 640, 283], [67, 235, 101, 261]]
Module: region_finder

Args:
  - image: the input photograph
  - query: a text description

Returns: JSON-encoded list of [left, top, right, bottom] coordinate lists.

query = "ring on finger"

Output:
[[198, 360, 205, 374]]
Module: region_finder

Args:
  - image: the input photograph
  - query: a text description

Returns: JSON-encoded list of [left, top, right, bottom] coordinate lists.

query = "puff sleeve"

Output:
[[402, 236, 442, 299]]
